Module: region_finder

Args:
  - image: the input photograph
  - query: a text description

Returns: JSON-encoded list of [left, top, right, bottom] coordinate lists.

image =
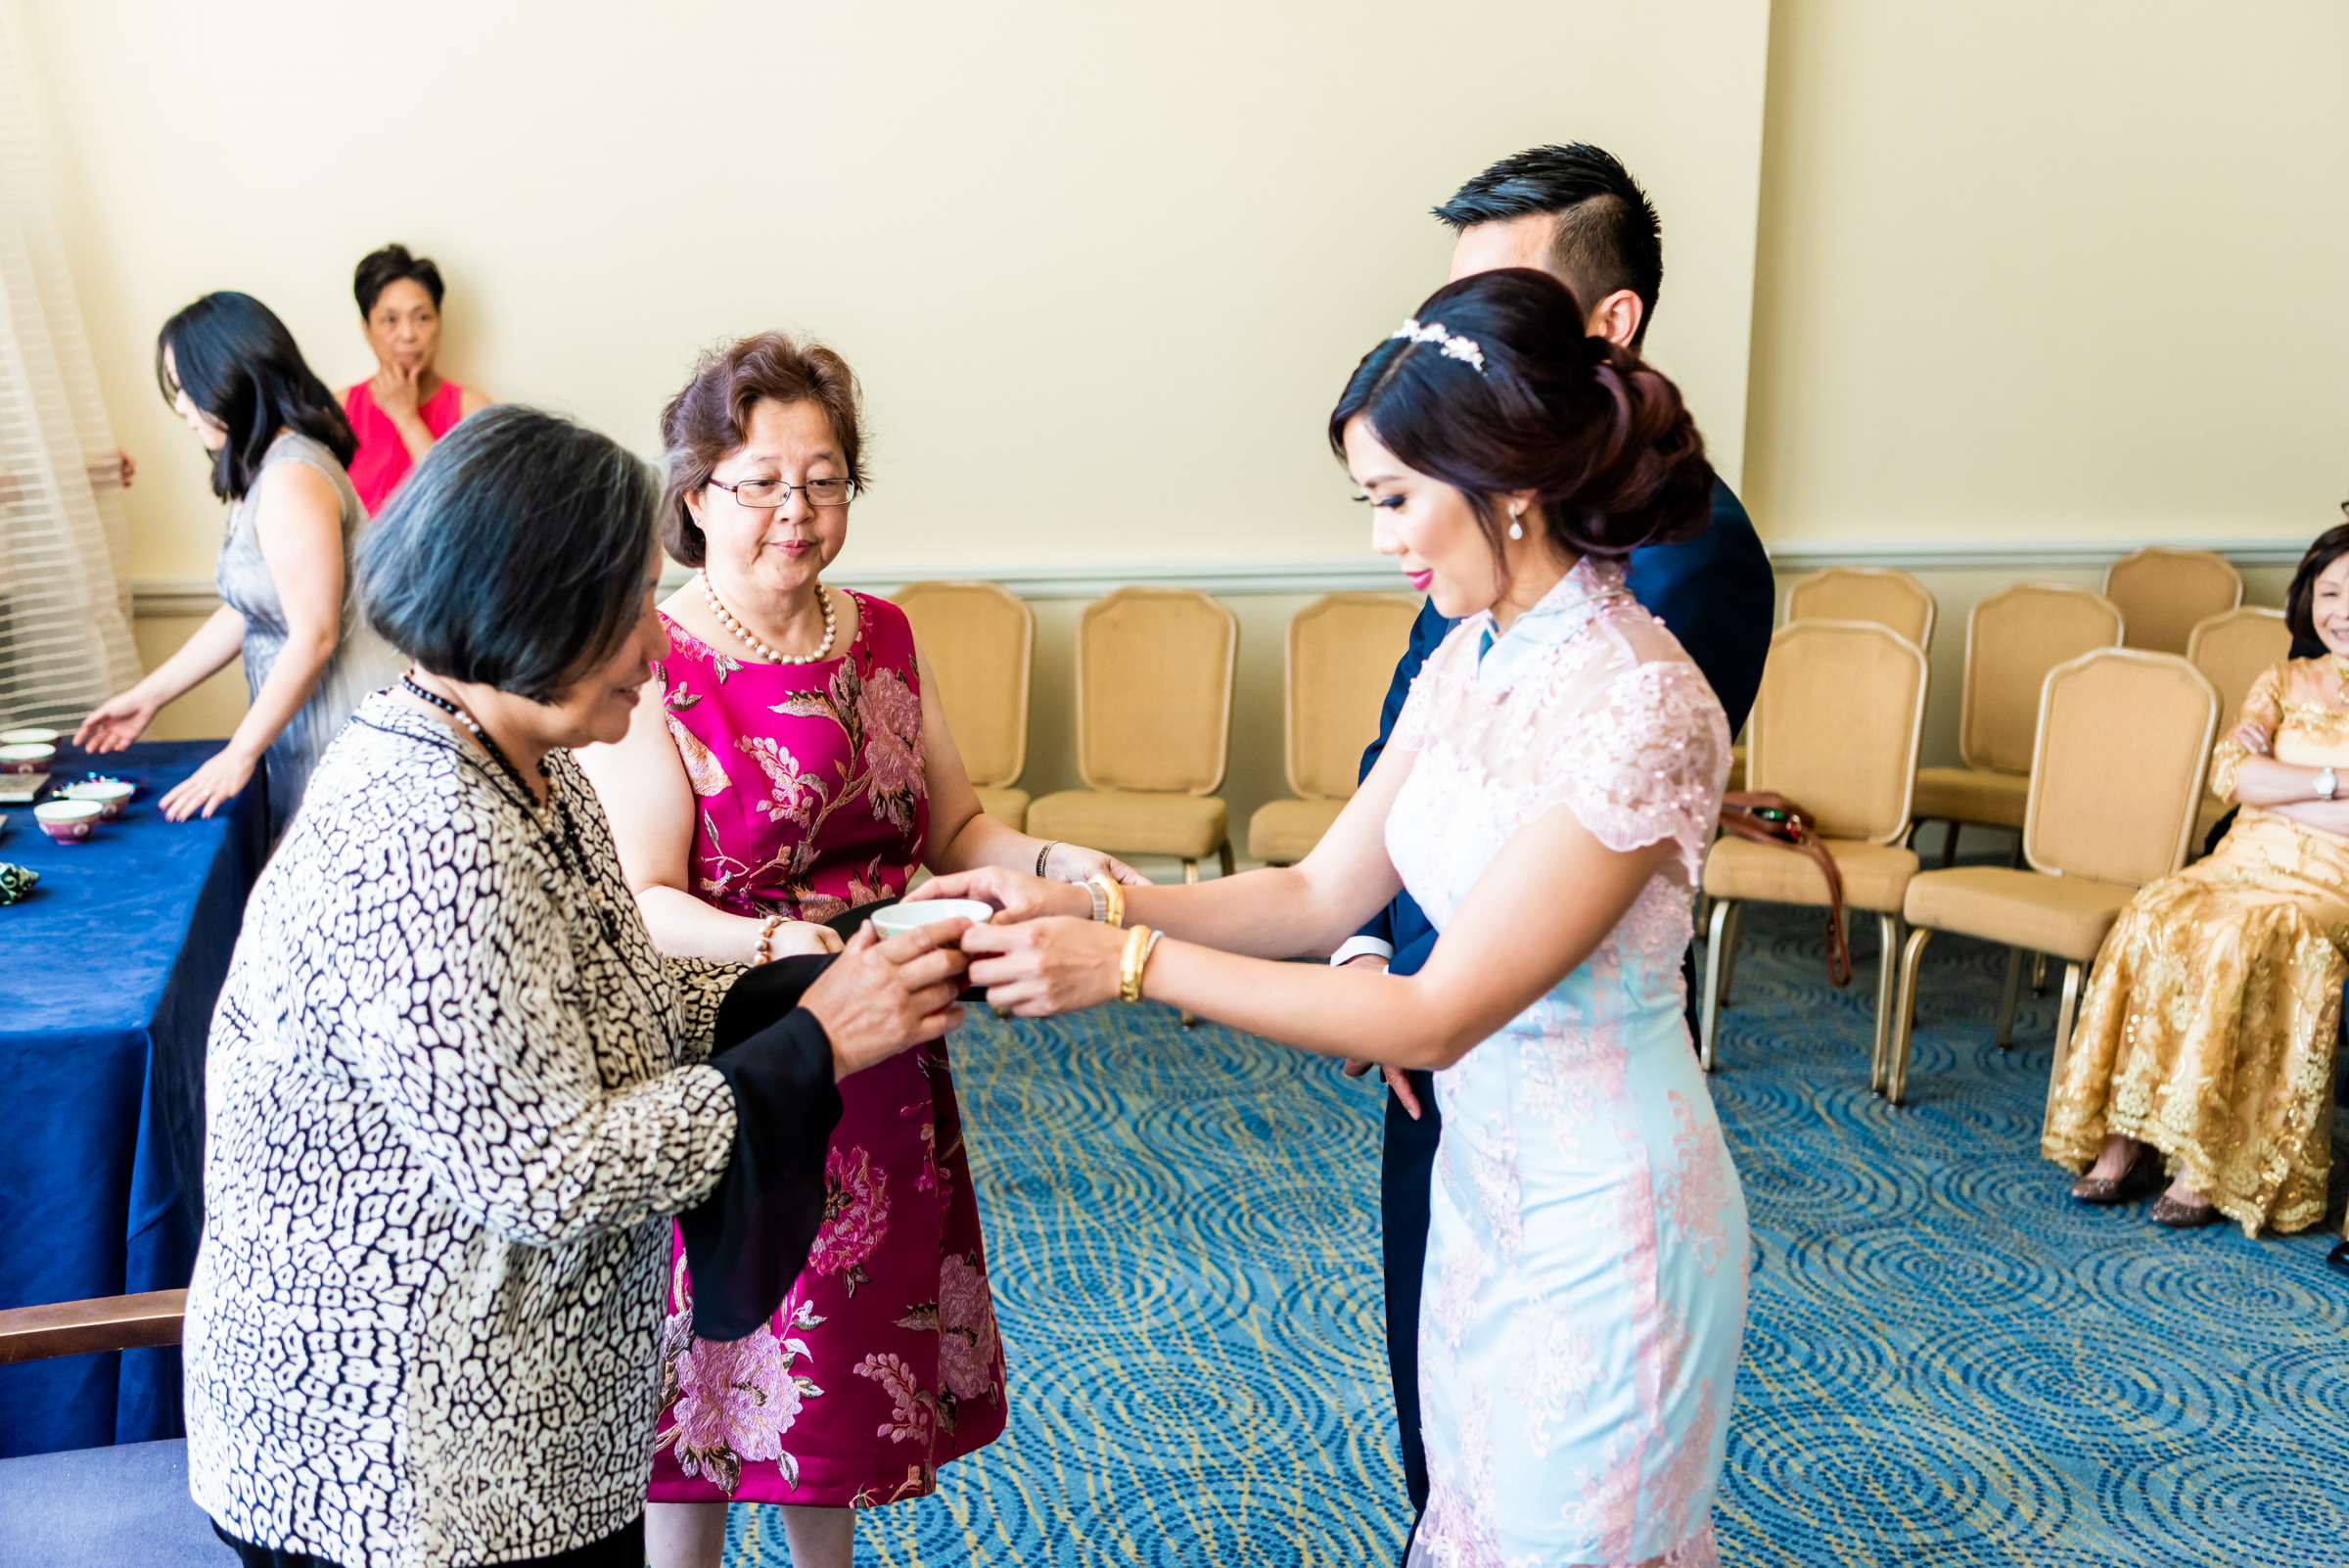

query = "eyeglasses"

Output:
[[706, 475, 854, 510]]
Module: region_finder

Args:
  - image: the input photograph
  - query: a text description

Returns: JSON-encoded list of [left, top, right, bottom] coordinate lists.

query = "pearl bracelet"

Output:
[[752, 914, 786, 966]]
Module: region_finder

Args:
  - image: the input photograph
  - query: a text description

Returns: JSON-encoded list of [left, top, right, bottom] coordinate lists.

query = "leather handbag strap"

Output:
[[1717, 791, 1854, 988]]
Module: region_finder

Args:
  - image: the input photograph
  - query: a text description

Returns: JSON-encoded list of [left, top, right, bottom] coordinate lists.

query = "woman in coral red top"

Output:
[[341, 243, 489, 513], [580, 331, 1138, 1568]]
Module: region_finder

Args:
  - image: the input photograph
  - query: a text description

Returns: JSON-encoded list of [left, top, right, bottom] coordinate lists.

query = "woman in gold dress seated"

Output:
[[2047, 523, 2349, 1234]]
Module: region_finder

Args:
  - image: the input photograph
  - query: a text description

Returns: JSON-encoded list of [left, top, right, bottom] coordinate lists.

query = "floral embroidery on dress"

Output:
[[856, 668, 925, 830], [656, 1266, 827, 1496], [1524, 1298, 1604, 1459], [667, 713, 732, 799], [852, 1351, 939, 1449], [936, 1252, 1002, 1403], [739, 735, 819, 827], [809, 1144, 891, 1295], [1665, 1093, 1734, 1275]]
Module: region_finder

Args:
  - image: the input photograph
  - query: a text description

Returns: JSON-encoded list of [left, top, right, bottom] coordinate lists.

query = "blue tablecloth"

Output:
[[0, 740, 267, 1458]]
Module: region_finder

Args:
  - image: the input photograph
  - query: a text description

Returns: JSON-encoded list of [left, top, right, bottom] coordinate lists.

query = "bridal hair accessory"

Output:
[[1391, 318, 1487, 374]]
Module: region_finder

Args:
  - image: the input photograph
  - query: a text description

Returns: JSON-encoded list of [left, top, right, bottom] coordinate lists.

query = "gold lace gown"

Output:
[[2044, 659, 2349, 1237]]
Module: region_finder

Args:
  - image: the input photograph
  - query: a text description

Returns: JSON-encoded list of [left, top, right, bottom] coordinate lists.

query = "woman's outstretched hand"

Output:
[[1041, 842, 1149, 888], [910, 866, 1088, 924], [799, 920, 971, 1079], [960, 917, 1125, 1018]]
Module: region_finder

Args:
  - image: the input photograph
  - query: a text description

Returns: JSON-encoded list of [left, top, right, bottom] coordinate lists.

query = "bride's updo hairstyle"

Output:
[[1327, 267, 1713, 570]]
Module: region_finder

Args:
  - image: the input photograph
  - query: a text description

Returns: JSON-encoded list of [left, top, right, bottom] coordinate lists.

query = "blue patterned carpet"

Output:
[[729, 905, 2349, 1566]]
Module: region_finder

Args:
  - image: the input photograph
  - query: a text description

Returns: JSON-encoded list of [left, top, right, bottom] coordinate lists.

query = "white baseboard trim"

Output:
[[128, 535, 2312, 618]]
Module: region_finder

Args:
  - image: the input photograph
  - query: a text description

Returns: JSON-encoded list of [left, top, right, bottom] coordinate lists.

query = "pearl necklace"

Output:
[[701, 573, 837, 664]]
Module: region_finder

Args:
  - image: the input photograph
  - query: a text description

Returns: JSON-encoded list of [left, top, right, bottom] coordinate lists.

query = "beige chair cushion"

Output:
[[1901, 866, 2136, 962], [1248, 797, 1345, 865], [973, 785, 1030, 829], [1288, 595, 1418, 799], [1911, 765, 2029, 829], [1029, 789, 1228, 859], [1702, 837, 1920, 913]]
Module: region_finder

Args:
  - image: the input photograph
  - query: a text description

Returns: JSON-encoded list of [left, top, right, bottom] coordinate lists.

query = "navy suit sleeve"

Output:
[[1624, 478, 1775, 736], [1351, 600, 1451, 950]]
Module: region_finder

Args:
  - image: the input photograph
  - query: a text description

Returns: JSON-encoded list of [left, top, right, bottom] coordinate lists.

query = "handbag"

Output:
[[1716, 791, 1853, 988]]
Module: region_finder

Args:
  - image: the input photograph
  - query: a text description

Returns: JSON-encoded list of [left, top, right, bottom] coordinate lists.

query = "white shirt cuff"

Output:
[[1329, 936, 1396, 967]]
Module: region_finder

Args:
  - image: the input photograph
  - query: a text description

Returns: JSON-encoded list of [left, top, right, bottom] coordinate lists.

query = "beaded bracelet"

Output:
[[752, 914, 786, 966]]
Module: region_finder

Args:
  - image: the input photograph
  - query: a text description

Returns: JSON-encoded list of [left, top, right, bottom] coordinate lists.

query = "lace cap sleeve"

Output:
[[1542, 660, 1729, 882], [2210, 661, 2286, 803]]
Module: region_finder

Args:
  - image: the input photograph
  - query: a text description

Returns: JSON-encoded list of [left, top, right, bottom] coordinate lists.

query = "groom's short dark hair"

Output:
[[1434, 144, 1665, 346]]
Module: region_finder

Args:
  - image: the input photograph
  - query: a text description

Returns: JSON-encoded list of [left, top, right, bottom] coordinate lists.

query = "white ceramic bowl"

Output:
[[60, 777, 137, 818], [870, 899, 992, 939], [34, 798, 103, 843], [0, 743, 57, 774], [0, 728, 60, 747]]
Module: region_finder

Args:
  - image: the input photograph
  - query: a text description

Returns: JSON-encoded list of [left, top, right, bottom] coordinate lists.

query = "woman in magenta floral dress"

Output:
[[582, 333, 1139, 1568]]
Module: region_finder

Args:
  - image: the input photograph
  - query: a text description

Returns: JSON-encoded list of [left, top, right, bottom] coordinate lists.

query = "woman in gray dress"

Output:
[[76, 292, 395, 833]]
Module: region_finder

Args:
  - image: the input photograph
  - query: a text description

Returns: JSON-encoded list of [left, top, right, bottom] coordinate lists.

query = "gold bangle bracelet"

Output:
[[1119, 924, 1154, 1004], [1088, 873, 1126, 929]]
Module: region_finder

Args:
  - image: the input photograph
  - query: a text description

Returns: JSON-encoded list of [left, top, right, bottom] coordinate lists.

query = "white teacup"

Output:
[[0, 743, 57, 774], [869, 899, 993, 939], [34, 798, 103, 843], [60, 778, 136, 818], [0, 728, 60, 747]]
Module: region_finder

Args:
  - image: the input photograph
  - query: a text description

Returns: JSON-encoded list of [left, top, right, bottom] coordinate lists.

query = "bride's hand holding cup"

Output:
[[907, 866, 1089, 924], [957, 917, 1126, 1019]]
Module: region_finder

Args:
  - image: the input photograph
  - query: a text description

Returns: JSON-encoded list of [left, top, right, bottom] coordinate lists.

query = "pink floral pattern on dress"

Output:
[[936, 1252, 1002, 1403], [647, 593, 1006, 1510], [809, 1143, 890, 1295], [1665, 1093, 1734, 1275], [852, 1351, 939, 1448], [655, 1266, 827, 1497]]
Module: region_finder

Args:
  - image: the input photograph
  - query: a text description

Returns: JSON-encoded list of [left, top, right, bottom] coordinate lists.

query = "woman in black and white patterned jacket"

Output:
[[184, 405, 978, 1568]]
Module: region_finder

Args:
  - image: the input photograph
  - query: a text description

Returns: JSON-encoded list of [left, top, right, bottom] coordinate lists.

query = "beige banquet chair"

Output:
[[1249, 593, 1420, 867], [1911, 584, 2124, 863], [1700, 621, 1929, 1081], [1885, 649, 2218, 1107], [1028, 586, 1240, 884], [1783, 566, 1938, 651], [894, 580, 1036, 829], [2103, 546, 2243, 656], [1727, 568, 1936, 795], [2186, 606, 2293, 850]]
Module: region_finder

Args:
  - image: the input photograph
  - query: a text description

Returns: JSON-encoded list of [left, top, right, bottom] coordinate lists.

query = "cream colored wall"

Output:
[[35, 0, 2349, 852], [1744, 0, 2349, 547], [15, 0, 1769, 587]]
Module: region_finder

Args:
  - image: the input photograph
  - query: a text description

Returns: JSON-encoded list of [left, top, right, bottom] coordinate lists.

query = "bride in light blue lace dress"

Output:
[[921, 269, 1750, 1565]]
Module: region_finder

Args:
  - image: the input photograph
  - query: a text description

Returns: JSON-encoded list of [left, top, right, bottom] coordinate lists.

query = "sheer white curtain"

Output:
[[0, 13, 141, 731]]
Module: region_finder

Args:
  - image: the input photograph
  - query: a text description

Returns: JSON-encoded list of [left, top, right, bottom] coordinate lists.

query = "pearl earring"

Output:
[[1507, 509, 1525, 541]]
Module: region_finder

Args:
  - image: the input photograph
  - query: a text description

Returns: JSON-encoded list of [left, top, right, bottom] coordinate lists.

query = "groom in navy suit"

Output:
[[1332, 144, 1775, 1547]]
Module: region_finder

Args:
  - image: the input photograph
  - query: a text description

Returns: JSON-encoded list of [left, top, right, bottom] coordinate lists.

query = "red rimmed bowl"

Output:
[[58, 777, 136, 818], [34, 798, 102, 844], [0, 743, 56, 775]]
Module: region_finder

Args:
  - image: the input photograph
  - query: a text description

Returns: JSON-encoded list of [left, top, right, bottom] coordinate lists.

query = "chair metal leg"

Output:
[[1871, 914, 1901, 1090], [2031, 951, 2050, 995], [2044, 961, 2085, 1128], [1217, 839, 1236, 878], [1180, 858, 1200, 1026], [1885, 926, 1935, 1103], [1700, 898, 1735, 1072], [1995, 947, 2025, 1047], [1716, 899, 1745, 1008]]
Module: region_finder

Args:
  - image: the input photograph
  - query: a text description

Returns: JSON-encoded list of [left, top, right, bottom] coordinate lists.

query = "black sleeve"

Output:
[[677, 954, 845, 1342]]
